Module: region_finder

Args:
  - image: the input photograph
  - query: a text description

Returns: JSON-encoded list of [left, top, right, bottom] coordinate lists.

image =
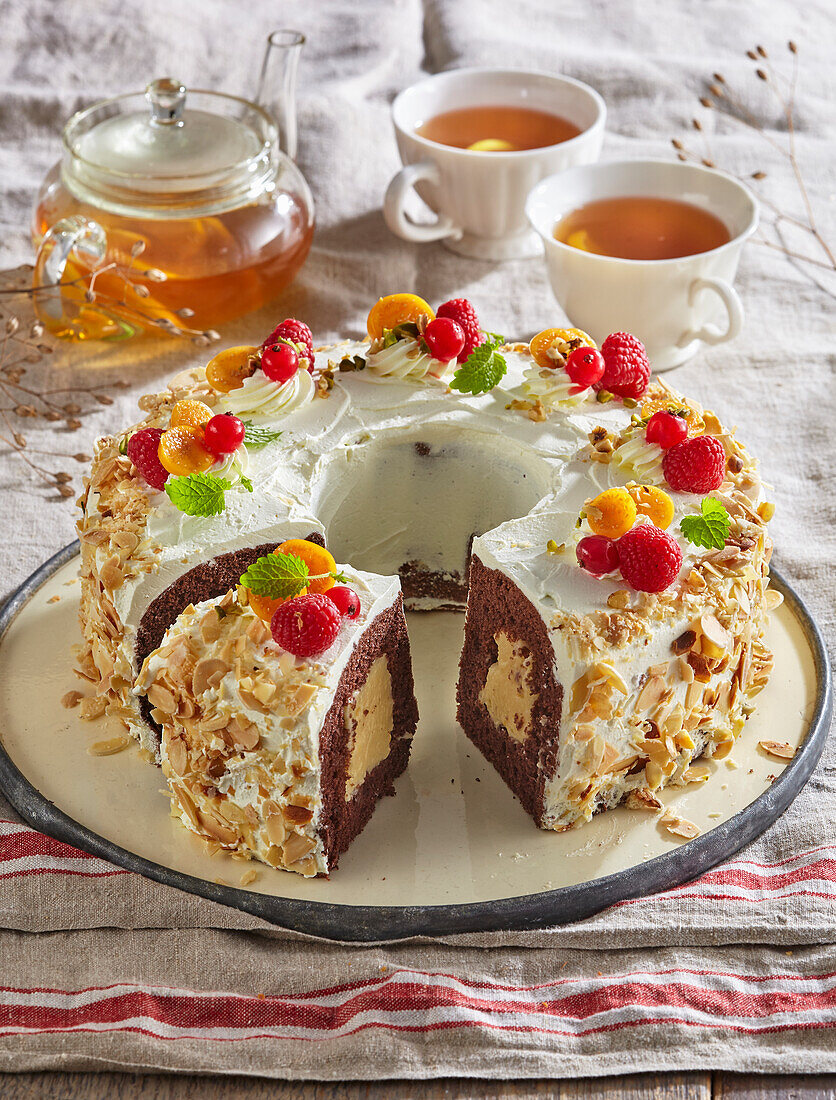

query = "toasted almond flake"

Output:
[[61, 690, 83, 708], [627, 788, 663, 812], [678, 657, 694, 684], [240, 868, 258, 886], [167, 735, 188, 776], [88, 735, 130, 756], [282, 832, 316, 865], [146, 682, 176, 714], [645, 761, 663, 789], [593, 661, 628, 694], [758, 740, 796, 761], [192, 658, 230, 696], [79, 695, 107, 720], [573, 723, 595, 742], [765, 588, 784, 611], [607, 589, 631, 610], [635, 674, 666, 714], [683, 766, 710, 784], [660, 810, 700, 839], [712, 739, 734, 760]]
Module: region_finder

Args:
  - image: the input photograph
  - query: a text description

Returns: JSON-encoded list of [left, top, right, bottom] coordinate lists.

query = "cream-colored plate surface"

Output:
[[0, 557, 816, 906]]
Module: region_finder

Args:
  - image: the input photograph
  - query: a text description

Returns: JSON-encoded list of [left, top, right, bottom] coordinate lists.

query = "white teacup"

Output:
[[384, 68, 605, 261], [526, 159, 758, 371]]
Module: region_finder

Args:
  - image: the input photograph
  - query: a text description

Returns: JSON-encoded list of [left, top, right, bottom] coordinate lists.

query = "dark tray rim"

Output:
[[0, 541, 831, 943]]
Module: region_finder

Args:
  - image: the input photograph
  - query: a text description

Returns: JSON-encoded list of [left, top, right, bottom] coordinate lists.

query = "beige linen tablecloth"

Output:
[[0, 0, 834, 1079]]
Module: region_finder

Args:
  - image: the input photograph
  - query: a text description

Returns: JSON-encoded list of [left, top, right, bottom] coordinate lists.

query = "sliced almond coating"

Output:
[[192, 658, 230, 696], [758, 740, 796, 761], [282, 832, 316, 865], [699, 613, 732, 653], [88, 735, 131, 756], [239, 868, 258, 886], [167, 735, 188, 776], [635, 675, 666, 714], [285, 682, 317, 717], [645, 761, 663, 789], [146, 682, 177, 714], [196, 807, 238, 845], [765, 588, 784, 610], [79, 695, 108, 720], [627, 788, 663, 812], [61, 690, 83, 708], [682, 767, 710, 784], [266, 813, 288, 847], [660, 810, 700, 839]]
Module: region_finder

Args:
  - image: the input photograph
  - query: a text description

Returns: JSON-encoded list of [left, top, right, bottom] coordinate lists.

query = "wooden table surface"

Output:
[[2, 1072, 834, 1098]]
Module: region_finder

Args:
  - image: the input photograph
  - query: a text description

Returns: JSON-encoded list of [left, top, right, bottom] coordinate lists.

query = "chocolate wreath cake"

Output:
[[76, 293, 777, 875]]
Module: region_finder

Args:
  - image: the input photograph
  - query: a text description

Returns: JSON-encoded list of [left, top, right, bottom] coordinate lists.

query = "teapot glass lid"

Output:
[[62, 79, 279, 217]]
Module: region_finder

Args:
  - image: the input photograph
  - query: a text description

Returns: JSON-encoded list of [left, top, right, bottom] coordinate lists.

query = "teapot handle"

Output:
[[33, 216, 108, 323]]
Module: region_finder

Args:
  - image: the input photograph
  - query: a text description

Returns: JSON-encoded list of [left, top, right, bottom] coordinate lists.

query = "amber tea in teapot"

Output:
[[33, 178, 313, 336], [32, 34, 314, 341]]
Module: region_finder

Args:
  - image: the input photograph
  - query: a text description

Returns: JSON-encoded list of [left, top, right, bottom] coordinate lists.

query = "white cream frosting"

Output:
[[86, 334, 769, 842], [135, 567, 400, 875], [522, 364, 588, 409], [218, 365, 315, 419], [365, 337, 451, 382]]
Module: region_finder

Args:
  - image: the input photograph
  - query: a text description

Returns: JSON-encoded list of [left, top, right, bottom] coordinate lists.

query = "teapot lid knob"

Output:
[[145, 78, 187, 126]]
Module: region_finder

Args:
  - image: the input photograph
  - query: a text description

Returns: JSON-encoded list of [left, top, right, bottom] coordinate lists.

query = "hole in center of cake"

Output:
[[315, 429, 553, 607]]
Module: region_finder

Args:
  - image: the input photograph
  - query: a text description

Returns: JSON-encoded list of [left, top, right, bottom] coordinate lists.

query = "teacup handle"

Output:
[[677, 276, 743, 348], [383, 161, 461, 244]]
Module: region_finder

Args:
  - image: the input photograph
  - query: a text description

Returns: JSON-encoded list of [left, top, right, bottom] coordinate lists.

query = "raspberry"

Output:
[[436, 298, 481, 363], [576, 535, 620, 576], [646, 410, 688, 449], [126, 428, 168, 491], [262, 319, 314, 371], [271, 593, 342, 658], [662, 435, 726, 494], [596, 332, 651, 399], [617, 524, 683, 592]]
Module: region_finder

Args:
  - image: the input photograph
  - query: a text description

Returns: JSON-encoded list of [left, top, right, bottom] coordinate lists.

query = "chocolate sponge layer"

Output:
[[317, 594, 418, 872], [456, 554, 563, 825]]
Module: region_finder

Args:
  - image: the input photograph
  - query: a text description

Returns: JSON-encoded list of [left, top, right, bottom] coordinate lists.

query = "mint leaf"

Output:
[[240, 552, 310, 600], [680, 497, 730, 550], [449, 336, 507, 396], [242, 421, 282, 449], [239, 473, 254, 493], [165, 472, 232, 516]]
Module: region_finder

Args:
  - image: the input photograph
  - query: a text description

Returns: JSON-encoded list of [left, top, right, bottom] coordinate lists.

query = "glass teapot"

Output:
[[31, 31, 314, 341]]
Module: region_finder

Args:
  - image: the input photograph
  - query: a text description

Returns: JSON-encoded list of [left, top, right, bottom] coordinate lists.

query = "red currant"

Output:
[[126, 427, 168, 491], [645, 410, 688, 449], [565, 346, 605, 387], [261, 341, 299, 383], [327, 585, 361, 620], [423, 317, 465, 363], [203, 413, 245, 456], [576, 535, 620, 576]]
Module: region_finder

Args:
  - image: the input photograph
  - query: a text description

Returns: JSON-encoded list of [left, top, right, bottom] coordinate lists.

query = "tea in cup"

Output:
[[526, 159, 758, 370], [384, 69, 605, 261]]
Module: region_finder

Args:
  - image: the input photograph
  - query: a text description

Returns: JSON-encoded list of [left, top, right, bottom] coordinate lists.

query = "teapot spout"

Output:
[[255, 29, 304, 161]]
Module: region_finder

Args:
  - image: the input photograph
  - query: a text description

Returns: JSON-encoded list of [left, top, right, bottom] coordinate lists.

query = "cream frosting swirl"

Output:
[[365, 338, 451, 383], [522, 364, 588, 409], [610, 431, 665, 484], [218, 367, 315, 419]]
